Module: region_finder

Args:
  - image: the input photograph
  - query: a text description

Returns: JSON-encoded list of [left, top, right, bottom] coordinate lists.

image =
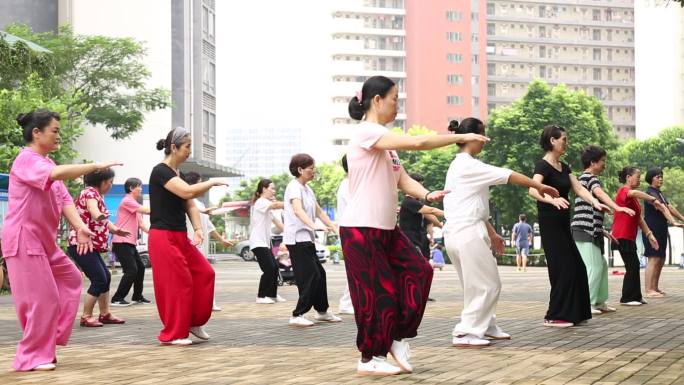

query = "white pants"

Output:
[[444, 222, 503, 338], [338, 284, 353, 311]]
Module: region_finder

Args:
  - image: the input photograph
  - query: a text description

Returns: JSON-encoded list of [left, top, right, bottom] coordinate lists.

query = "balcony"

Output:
[[487, 54, 633, 68], [332, 1, 405, 17], [330, 61, 406, 78], [331, 39, 405, 57], [487, 15, 633, 28], [493, 0, 633, 9], [488, 75, 634, 88], [487, 35, 633, 48], [332, 18, 405, 37]]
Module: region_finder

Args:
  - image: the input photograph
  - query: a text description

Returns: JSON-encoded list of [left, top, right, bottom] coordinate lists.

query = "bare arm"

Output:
[[291, 198, 318, 231], [209, 230, 236, 247], [49, 160, 122, 181], [397, 168, 429, 200], [373, 131, 489, 151], [85, 198, 107, 221], [62, 204, 94, 254], [63, 204, 89, 233], [138, 217, 149, 234], [164, 177, 226, 200], [423, 213, 442, 228], [315, 202, 337, 233], [593, 186, 635, 215], [627, 189, 657, 201], [136, 206, 151, 215], [418, 205, 444, 217], [270, 201, 284, 210], [668, 204, 684, 222], [528, 174, 561, 205], [272, 216, 284, 233], [185, 199, 202, 233]]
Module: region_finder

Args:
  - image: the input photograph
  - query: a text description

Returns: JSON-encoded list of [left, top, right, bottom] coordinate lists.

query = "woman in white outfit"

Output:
[[442, 118, 559, 348]]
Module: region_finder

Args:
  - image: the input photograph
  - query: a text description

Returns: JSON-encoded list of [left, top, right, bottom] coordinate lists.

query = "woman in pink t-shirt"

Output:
[[338, 76, 489, 376], [1, 109, 121, 371]]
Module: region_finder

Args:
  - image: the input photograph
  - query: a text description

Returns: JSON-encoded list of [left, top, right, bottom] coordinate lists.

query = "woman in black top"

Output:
[[528, 125, 608, 327], [148, 127, 227, 345], [642, 168, 684, 298]]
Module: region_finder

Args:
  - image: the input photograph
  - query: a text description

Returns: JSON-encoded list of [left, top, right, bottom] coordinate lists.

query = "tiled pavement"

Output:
[[1, 258, 683, 384]]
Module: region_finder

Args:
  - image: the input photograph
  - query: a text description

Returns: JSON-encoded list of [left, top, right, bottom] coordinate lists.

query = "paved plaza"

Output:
[[0, 257, 683, 384]]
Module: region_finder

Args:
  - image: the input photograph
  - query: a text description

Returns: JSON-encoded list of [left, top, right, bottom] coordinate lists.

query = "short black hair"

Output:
[[84, 168, 115, 188], [580, 145, 607, 169], [124, 177, 143, 194], [409, 173, 424, 183], [539, 124, 566, 152], [16, 109, 61, 143], [645, 167, 663, 185], [289, 153, 315, 177], [519, 214, 527, 222], [182, 171, 202, 185], [341, 154, 348, 174]]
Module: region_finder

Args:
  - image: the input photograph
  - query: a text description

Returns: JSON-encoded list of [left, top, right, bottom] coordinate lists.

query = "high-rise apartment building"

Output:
[[329, 0, 407, 147], [405, 0, 488, 133], [486, 0, 636, 139]]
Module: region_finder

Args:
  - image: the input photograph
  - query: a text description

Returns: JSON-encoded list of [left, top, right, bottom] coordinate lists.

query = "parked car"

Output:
[[235, 240, 256, 261]]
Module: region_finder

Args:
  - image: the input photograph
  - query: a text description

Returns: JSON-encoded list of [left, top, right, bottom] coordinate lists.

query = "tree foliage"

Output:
[[3, 23, 171, 139], [617, 126, 684, 171], [481, 79, 620, 228]]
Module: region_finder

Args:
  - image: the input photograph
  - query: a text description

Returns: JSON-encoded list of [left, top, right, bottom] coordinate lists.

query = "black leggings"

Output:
[[111, 243, 146, 302], [287, 242, 329, 317], [253, 247, 278, 298], [618, 239, 643, 303]]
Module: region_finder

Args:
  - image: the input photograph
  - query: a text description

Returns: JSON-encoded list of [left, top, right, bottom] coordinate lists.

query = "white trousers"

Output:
[[338, 284, 353, 311], [444, 222, 503, 338]]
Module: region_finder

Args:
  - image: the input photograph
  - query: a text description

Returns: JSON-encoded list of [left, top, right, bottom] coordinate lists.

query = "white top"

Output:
[[339, 121, 402, 229], [443, 152, 512, 231], [186, 199, 216, 257], [283, 179, 316, 245], [249, 197, 274, 249], [336, 177, 349, 221]]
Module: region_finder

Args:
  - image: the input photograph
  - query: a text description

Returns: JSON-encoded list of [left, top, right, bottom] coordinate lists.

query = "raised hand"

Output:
[[463, 133, 490, 143], [76, 226, 95, 255], [211, 178, 230, 187], [538, 185, 560, 198], [550, 197, 569, 210], [615, 206, 636, 217], [96, 160, 124, 170], [593, 201, 611, 213], [111, 226, 131, 237]]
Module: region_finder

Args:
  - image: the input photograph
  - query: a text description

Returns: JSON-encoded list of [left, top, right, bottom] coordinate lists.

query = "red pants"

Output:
[[148, 229, 215, 342]]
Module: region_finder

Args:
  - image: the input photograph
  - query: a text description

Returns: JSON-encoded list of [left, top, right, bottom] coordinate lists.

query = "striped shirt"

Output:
[[571, 172, 604, 238]]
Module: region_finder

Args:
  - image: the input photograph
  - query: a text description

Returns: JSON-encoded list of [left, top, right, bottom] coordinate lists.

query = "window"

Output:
[[447, 32, 462, 42], [605, 9, 613, 21], [472, 54, 478, 64], [488, 83, 496, 96], [593, 87, 603, 99], [447, 53, 463, 63], [538, 5, 546, 17], [446, 10, 463, 21], [487, 63, 495, 76], [487, 3, 495, 15], [447, 74, 464, 84], [202, 6, 208, 34], [487, 23, 495, 36], [593, 29, 601, 41], [592, 9, 601, 21], [539, 46, 546, 58], [471, 33, 478, 42], [593, 68, 602, 80], [539, 26, 546, 38], [607, 29, 612, 42], [593, 48, 601, 61], [539, 65, 546, 78], [447, 96, 463, 105]]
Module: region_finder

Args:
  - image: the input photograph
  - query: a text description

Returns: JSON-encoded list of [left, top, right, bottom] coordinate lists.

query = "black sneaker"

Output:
[[132, 297, 152, 305], [111, 299, 132, 307]]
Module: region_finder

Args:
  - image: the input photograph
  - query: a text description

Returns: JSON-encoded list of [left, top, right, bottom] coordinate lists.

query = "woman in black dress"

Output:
[[528, 125, 608, 327], [642, 168, 684, 298]]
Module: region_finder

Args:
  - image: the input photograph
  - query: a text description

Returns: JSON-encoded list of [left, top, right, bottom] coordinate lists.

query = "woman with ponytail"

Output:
[[248, 178, 284, 304], [339, 76, 489, 376], [2, 109, 121, 371], [442, 118, 559, 348], [147, 127, 227, 345], [611, 167, 664, 305]]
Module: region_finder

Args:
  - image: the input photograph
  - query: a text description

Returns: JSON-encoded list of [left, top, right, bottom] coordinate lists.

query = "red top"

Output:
[[68, 186, 111, 252], [611, 186, 641, 241]]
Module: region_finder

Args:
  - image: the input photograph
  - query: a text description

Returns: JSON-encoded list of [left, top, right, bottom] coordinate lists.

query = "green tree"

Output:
[[4, 23, 171, 139], [0, 35, 55, 89], [231, 173, 292, 202], [662, 167, 684, 210], [482, 79, 620, 228], [0, 74, 87, 179], [617, 126, 684, 171], [309, 162, 346, 209]]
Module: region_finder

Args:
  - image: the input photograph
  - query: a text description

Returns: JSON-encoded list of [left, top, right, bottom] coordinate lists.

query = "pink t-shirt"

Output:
[[1, 148, 73, 257], [112, 194, 142, 245], [339, 121, 402, 230]]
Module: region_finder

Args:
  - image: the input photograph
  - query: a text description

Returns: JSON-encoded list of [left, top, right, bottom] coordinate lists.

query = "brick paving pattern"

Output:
[[0, 258, 683, 384]]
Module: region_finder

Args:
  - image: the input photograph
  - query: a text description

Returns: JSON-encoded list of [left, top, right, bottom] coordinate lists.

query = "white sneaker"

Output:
[[591, 307, 603, 315], [289, 315, 314, 327], [339, 307, 355, 315], [596, 303, 616, 312], [212, 304, 222, 312], [189, 326, 210, 340], [484, 330, 511, 340], [32, 363, 56, 371], [256, 297, 276, 304], [620, 301, 642, 306], [452, 334, 491, 348], [271, 294, 287, 303], [161, 338, 193, 346], [357, 356, 401, 376], [315, 311, 342, 322], [389, 339, 412, 373]]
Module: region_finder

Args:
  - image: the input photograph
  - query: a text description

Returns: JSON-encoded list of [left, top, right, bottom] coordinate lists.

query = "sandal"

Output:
[[99, 313, 125, 324], [80, 315, 103, 327], [645, 292, 664, 298]]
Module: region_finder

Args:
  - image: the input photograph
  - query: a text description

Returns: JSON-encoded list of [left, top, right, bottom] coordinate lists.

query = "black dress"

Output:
[[534, 160, 592, 324], [643, 186, 668, 258]]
